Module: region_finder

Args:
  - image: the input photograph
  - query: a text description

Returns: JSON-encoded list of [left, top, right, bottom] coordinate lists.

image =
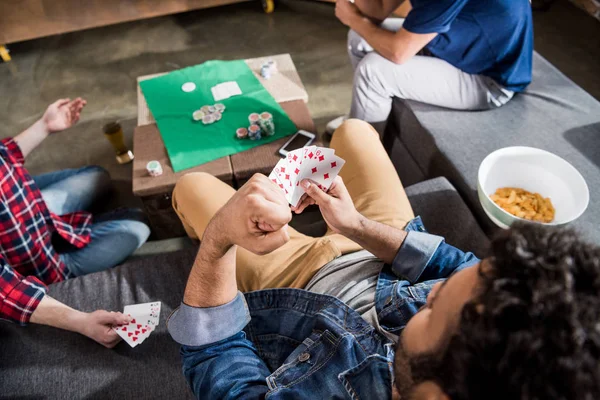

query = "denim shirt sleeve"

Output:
[[168, 292, 271, 399], [168, 291, 251, 347], [391, 221, 481, 284]]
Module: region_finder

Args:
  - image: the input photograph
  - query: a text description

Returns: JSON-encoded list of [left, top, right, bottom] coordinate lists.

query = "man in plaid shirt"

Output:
[[1, 98, 150, 347]]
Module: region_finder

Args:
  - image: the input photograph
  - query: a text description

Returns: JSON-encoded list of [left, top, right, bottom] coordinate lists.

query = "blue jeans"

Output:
[[34, 166, 151, 277]]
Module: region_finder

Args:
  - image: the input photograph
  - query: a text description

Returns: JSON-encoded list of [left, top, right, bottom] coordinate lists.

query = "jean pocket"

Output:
[[338, 354, 393, 400], [266, 330, 340, 389]]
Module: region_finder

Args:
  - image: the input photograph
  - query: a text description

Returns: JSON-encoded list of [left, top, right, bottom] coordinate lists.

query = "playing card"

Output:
[[114, 318, 150, 347], [269, 169, 291, 200], [211, 81, 242, 102], [114, 302, 162, 348], [273, 159, 297, 191], [269, 146, 345, 207], [301, 152, 345, 191]]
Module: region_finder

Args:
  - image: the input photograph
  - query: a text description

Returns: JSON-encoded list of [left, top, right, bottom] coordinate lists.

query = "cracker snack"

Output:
[[490, 187, 555, 223]]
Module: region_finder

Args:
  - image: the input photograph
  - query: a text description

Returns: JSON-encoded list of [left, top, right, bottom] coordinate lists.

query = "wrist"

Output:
[[342, 212, 367, 239], [201, 220, 234, 260], [350, 13, 371, 33], [66, 309, 89, 335], [34, 118, 51, 138]]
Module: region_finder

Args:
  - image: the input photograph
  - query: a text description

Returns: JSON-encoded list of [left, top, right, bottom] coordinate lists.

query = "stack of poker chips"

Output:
[[258, 112, 275, 136], [193, 103, 226, 125], [237, 112, 276, 140], [260, 60, 277, 79], [146, 160, 163, 177]]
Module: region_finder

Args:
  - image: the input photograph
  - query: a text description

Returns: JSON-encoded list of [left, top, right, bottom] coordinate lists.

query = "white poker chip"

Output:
[[181, 82, 196, 92], [214, 111, 222, 121], [214, 103, 226, 112], [192, 110, 205, 121]]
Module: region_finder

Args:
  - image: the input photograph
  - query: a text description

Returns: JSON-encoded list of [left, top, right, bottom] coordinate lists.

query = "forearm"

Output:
[[354, 0, 405, 22], [14, 119, 50, 158], [349, 15, 436, 64], [30, 295, 86, 333], [343, 215, 407, 264], [183, 223, 238, 308]]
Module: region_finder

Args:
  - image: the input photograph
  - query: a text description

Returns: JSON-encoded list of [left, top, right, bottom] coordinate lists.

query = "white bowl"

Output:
[[478, 146, 589, 229]]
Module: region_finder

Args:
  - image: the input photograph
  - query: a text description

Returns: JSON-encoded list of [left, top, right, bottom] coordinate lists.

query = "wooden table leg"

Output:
[[0, 45, 11, 62]]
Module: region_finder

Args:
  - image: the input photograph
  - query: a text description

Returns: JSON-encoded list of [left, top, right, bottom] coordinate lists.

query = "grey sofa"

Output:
[[0, 177, 489, 399], [384, 52, 600, 244]]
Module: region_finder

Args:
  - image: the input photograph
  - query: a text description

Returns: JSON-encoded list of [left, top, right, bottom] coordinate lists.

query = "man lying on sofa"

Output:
[[168, 120, 599, 399]]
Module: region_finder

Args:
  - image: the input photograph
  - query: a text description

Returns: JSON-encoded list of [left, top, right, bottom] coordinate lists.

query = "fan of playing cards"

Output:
[[269, 146, 345, 207], [113, 302, 161, 348]]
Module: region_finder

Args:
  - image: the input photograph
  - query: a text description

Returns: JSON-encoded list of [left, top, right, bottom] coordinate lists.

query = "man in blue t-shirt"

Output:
[[328, 0, 533, 134]]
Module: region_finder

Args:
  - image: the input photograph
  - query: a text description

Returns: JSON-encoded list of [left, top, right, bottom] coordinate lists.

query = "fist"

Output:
[[336, 0, 362, 27], [207, 174, 292, 256]]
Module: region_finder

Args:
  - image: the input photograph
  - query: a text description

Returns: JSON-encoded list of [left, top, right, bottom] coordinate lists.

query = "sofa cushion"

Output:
[[405, 177, 489, 257], [0, 247, 198, 399], [385, 52, 600, 243], [0, 178, 487, 399]]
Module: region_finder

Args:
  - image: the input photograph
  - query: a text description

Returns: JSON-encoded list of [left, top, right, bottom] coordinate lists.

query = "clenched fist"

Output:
[[204, 174, 292, 256]]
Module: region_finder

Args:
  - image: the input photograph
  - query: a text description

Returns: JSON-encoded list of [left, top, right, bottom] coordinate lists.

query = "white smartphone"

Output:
[[278, 130, 316, 157]]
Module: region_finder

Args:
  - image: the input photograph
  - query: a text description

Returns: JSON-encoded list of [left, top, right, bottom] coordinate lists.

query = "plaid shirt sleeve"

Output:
[[1, 138, 25, 165], [0, 258, 47, 325]]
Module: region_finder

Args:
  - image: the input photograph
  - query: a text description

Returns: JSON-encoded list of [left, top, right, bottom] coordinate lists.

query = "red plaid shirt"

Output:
[[0, 138, 92, 325]]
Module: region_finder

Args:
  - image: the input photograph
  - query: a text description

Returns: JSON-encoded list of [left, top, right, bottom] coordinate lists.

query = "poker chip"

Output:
[[248, 113, 260, 125], [200, 105, 211, 114], [214, 103, 226, 112], [214, 111, 222, 121], [192, 110, 205, 121], [236, 127, 248, 139], [258, 112, 275, 136], [181, 82, 196, 92], [207, 105, 216, 114], [260, 65, 272, 79], [202, 114, 214, 124], [146, 160, 163, 177], [248, 124, 262, 138], [267, 60, 278, 73]]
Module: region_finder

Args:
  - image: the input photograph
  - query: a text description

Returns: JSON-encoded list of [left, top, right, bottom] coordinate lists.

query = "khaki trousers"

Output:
[[172, 119, 414, 292]]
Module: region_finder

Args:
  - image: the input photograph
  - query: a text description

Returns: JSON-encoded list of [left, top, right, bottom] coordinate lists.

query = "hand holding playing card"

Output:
[[269, 146, 346, 208], [295, 175, 363, 235], [79, 310, 132, 349], [113, 302, 162, 348]]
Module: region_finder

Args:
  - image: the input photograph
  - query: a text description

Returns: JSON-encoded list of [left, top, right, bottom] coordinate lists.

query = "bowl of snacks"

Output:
[[478, 146, 589, 228]]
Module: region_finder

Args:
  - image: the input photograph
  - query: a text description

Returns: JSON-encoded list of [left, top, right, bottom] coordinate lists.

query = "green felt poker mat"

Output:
[[140, 60, 297, 172]]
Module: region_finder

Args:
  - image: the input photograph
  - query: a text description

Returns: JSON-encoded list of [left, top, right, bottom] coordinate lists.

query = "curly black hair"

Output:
[[405, 222, 600, 399]]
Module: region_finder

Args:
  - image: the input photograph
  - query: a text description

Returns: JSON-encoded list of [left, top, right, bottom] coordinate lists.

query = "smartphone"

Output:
[[278, 130, 316, 157]]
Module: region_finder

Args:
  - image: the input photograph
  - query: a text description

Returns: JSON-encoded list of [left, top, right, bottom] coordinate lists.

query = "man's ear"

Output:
[[411, 381, 450, 400]]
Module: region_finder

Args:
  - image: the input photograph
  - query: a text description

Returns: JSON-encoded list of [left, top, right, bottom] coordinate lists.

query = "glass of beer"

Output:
[[103, 122, 134, 164]]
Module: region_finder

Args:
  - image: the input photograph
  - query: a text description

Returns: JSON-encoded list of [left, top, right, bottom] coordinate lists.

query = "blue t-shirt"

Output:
[[403, 0, 533, 92]]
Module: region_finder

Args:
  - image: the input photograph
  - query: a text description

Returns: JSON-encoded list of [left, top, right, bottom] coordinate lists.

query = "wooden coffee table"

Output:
[[132, 54, 315, 238]]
